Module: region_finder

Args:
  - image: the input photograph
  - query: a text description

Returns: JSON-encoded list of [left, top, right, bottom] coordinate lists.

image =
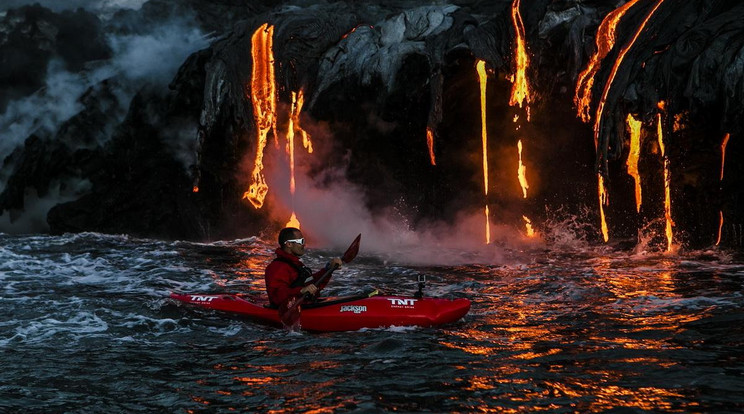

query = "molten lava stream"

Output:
[[509, 0, 535, 237], [656, 111, 674, 252], [598, 174, 609, 242], [626, 114, 643, 213], [509, 0, 531, 110], [590, 0, 666, 243], [716, 133, 730, 245], [476, 60, 490, 244], [517, 140, 529, 199], [243, 23, 277, 209], [426, 127, 436, 166], [284, 90, 313, 228], [523, 215, 535, 237], [575, 0, 642, 122]]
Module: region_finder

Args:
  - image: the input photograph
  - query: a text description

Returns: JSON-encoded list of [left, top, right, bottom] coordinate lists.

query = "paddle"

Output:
[[279, 234, 361, 329]]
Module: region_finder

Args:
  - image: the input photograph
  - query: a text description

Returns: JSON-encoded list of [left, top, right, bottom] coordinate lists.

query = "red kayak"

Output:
[[169, 292, 470, 332]]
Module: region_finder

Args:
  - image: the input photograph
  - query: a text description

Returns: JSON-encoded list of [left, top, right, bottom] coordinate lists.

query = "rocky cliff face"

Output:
[[1, 0, 743, 249]]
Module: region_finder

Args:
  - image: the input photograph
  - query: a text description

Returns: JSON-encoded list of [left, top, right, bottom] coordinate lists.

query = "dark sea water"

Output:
[[1, 232, 743, 413]]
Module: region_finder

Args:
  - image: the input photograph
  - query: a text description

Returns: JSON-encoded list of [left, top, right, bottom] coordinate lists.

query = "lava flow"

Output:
[[426, 127, 436, 166], [476, 60, 490, 244], [586, 0, 665, 242], [657, 109, 674, 252], [509, 0, 531, 110], [626, 114, 643, 213], [517, 140, 528, 199], [243, 23, 277, 209], [509, 0, 535, 236], [575, 0, 642, 122], [284, 90, 313, 228], [716, 133, 731, 245]]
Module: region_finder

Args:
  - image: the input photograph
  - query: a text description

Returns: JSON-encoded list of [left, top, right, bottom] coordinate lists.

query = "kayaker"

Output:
[[265, 227, 343, 308]]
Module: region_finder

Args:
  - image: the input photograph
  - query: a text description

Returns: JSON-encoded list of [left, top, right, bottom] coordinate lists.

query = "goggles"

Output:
[[284, 238, 305, 245]]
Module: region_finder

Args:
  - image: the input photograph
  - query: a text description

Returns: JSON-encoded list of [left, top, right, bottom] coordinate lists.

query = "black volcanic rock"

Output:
[[0, 0, 743, 249], [0, 4, 111, 111]]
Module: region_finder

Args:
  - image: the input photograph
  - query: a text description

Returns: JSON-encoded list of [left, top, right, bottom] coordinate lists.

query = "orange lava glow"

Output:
[[287, 102, 296, 196], [593, 0, 665, 151], [523, 215, 535, 237], [435, 261, 711, 413], [717, 133, 730, 245], [509, 0, 532, 109], [575, 0, 642, 122], [657, 113, 674, 252], [598, 173, 609, 242], [426, 127, 436, 166], [286, 212, 300, 229], [720, 133, 730, 181], [242, 23, 277, 209], [284, 90, 313, 228], [341, 25, 367, 40], [290, 90, 313, 154], [477, 60, 490, 244], [192, 186, 199, 193], [517, 140, 529, 198], [626, 114, 643, 212], [590, 0, 664, 244]]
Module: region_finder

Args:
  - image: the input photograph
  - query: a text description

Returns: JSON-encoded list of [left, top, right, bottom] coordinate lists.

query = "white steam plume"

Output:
[[0, 15, 209, 166], [107, 21, 209, 85], [0, 8, 209, 221], [0, 0, 147, 15], [260, 120, 528, 266]]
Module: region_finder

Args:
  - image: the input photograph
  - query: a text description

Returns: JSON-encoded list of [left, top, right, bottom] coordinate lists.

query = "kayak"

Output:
[[169, 292, 470, 332]]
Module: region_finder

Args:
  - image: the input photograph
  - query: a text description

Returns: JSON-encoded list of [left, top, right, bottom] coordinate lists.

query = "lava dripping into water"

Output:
[[590, 0, 666, 242], [243, 23, 277, 209], [523, 215, 535, 237], [598, 173, 609, 242], [716, 133, 731, 245], [284, 90, 313, 228], [476, 60, 490, 244], [509, 0, 535, 236], [656, 108, 674, 252], [626, 114, 643, 213]]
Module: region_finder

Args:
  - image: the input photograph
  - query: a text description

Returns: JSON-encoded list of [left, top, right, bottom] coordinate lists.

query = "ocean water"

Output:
[[1, 232, 743, 412]]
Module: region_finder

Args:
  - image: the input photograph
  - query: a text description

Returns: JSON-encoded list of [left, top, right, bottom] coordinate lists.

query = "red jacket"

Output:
[[265, 248, 330, 307]]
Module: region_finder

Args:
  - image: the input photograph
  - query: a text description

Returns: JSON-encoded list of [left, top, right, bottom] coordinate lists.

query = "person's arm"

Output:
[[310, 257, 343, 290], [266, 262, 305, 306]]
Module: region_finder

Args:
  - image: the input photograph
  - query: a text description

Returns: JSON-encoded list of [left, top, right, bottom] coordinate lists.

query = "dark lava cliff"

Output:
[[1, 0, 743, 250]]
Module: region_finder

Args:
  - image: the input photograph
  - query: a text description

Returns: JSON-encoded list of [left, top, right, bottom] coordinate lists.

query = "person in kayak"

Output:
[[265, 227, 343, 308]]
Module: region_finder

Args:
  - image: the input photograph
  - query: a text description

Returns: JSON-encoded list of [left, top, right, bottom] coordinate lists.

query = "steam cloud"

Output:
[[0, 0, 147, 15], [0, 2, 209, 233], [260, 115, 549, 266]]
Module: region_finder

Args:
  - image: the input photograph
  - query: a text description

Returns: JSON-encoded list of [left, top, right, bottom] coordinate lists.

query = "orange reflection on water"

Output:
[[546, 379, 693, 412], [511, 348, 562, 360], [234, 376, 277, 386], [235, 256, 271, 287]]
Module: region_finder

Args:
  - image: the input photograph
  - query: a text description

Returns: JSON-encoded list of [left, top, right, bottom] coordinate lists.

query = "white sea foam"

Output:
[[0, 310, 109, 346]]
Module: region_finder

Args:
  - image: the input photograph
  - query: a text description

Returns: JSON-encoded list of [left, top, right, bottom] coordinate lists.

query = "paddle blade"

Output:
[[342, 234, 361, 263], [279, 295, 303, 329]]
